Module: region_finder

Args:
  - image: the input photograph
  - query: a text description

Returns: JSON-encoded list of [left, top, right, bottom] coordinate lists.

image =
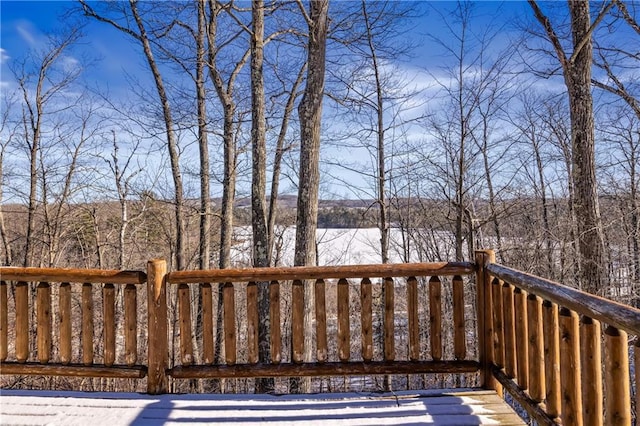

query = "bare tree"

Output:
[[528, 0, 616, 293], [293, 0, 329, 392]]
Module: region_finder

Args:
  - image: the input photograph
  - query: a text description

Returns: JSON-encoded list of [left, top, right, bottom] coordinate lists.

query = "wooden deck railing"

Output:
[[479, 251, 640, 426], [1, 251, 639, 424]]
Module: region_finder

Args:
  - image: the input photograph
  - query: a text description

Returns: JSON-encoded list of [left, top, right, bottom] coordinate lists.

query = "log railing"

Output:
[[1, 251, 638, 425], [0, 266, 148, 380], [479, 251, 640, 426], [164, 261, 478, 385]]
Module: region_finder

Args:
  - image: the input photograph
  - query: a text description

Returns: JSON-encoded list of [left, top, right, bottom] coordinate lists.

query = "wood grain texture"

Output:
[[37, 282, 51, 364], [314, 279, 327, 362], [580, 316, 602, 426], [59, 282, 72, 365]]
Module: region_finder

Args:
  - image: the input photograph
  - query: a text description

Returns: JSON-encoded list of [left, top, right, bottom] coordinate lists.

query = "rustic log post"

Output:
[[59, 282, 72, 364], [15, 281, 29, 363], [361, 277, 373, 362], [0, 281, 7, 362], [635, 340, 640, 424], [270, 280, 281, 364], [475, 250, 501, 394], [604, 326, 630, 425], [527, 294, 544, 403], [429, 276, 442, 361], [147, 259, 168, 394], [559, 307, 583, 426], [542, 300, 561, 419], [408, 276, 420, 361], [37, 282, 51, 364], [315, 279, 327, 362], [514, 287, 529, 390], [580, 316, 602, 426]]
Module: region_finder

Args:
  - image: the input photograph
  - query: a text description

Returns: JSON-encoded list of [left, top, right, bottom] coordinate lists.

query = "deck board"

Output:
[[0, 388, 525, 425]]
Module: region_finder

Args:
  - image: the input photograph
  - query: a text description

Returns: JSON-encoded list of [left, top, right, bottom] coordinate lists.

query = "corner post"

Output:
[[147, 259, 168, 394], [475, 249, 502, 395]]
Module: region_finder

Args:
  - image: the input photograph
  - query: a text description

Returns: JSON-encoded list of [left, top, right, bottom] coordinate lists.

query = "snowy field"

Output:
[[230, 227, 446, 266], [0, 388, 524, 425]]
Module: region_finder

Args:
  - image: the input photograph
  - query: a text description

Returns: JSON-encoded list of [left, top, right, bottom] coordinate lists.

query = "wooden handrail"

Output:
[[166, 261, 474, 284], [0, 267, 147, 284], [487, 263, 640, 336]]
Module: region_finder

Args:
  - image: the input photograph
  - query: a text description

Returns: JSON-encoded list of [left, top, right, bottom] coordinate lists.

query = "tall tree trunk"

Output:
[[293, 0, 329, 393], [250, 0, 274, 393], [529, 0, 611, 293]]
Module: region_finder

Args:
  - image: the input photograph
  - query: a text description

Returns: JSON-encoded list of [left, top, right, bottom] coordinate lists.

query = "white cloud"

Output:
[[0, 48, 9, 64], [16, 23, 38, 47]]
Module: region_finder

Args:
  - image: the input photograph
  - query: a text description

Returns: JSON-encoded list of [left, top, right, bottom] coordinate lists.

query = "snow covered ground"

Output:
[[0, 388, 524, 425]]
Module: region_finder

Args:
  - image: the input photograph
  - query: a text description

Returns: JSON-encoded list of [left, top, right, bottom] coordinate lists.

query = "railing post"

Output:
[[475, 249, 501, 395], [147, 259, 168, 394]]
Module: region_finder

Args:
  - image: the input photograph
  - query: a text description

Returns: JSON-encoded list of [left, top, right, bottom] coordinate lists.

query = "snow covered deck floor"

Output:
[[0, 388, 524, 425]]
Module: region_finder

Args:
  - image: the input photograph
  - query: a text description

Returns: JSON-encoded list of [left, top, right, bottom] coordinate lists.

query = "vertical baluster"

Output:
[[124, 283, 137, 366], [315, 279, 327, 362], [270, 280, 281, 364], [543, 300, 561, 419], [452, 275, 465, 360], [338, 278, 350, 361], [201, 283, 214, 364], [247, 282, 258, 364], [407, 276, 420, 361], [15, 281, 29, 363], [223, 282, 236, 365], [37, 282, 51, 364], [291, 279, 304, 363], [383, 277, 395, 361], [527, 294, 544, 402], [580, 316, 602, 426], [502, 282, 517, 379], [604, 326, 630, 425], [361, 278, 373, 362], [491, 278, 504, 367], [103, 283, 115, 367], [178, 283, 193, 365], [59, 282, 72, 364], [559, 307, 583, 426], [514, 287, 528, 390], [429, 276, 441, 361], [82, 283, 94, 365], [0, 281, 8, 362]]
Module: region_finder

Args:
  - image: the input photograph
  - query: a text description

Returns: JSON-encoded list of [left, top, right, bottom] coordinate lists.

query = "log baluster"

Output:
[[526, 294, 544, 403], [604, 326, 630, 425], [201, 283, 214, 364], [247, 282, 258, 364], [361, 278, 373, 362], [407, 276, 420, 361], [315, 279, 327, 362], [384, 277, 395, 361], [291, 279, 304, 363], [82, 282, 94, 365], [103, 283, 116, 367], [502, 282, 517, 379], [59, 282, 72, 364], [337, 278, 350, 362], [178, 283, 193, 366], [0, 281, 7, 362], [559, 307, 583, 426], [514, 287, 528, 390], [37, 281, 51, 364], [429, 276, 441, 361], [542, 300, 561, 419], [124, 283, 137, 366], [15, 281, 29, 363], [580, 316, 602, 426], [270, 280, 281, 364], [491, 278, 503, 367], [223, 282, 236, 365]]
